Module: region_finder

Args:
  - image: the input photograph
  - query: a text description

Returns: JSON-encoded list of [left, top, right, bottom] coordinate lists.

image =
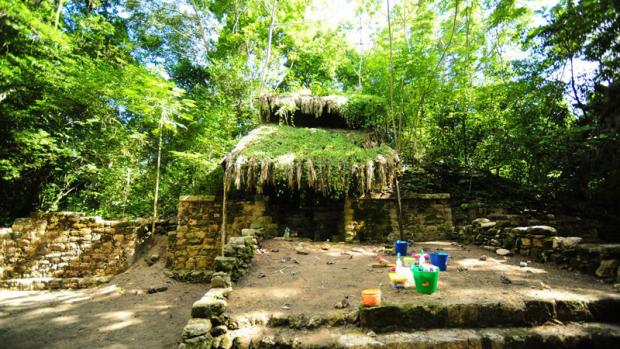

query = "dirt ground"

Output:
[[227, 239, 619, 321], [0, 236, 207, 349], [2, 238, 618, 349]]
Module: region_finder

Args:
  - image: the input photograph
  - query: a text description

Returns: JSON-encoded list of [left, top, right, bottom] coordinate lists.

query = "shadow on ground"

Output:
[[0, 237, 207, 349]]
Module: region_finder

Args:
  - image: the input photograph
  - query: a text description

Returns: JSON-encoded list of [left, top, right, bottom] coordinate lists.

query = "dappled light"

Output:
[[455, 258, 548, 275], [98, 311, 143, 332], [1, 0, 620, 347], [0, 235, 207, 349], [228, 240, 618, 321], [51, 315, 80, 325]]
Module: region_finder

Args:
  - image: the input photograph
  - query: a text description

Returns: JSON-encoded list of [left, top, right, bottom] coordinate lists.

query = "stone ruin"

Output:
[[454, 212, 620, 284], [166, 193, 454, 282], [0, 212, 158, 290]]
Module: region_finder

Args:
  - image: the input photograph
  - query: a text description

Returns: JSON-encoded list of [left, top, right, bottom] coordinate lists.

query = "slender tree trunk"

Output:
[[463, 0, 471, 164], [54, 0, 66, 29], [569, 55, 588, 117], [395, 176, 404, 242], [151, 115, 164, 238], [220, 180, 229, 256], [259, 0, 279, 96], [386, 0, 397, 144], [190, 0, 211, 55], [357, 14, 364, 90], [461, 115, 467, 162], [386, 0, 405, 241], [408, 0, 459, 150]]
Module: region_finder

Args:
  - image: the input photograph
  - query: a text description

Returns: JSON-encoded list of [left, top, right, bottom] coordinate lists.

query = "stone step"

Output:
[[231, 322, 620, 349], [229, 296, 620, 333], [359, 296, 620, 333]]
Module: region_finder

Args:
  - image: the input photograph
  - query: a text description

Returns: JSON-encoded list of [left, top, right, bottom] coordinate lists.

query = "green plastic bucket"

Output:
[[412, 266, 439, 294]]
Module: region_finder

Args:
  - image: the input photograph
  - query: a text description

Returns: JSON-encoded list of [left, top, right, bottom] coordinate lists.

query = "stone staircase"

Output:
[[184, 275, 620, 348], [228, 295, 620, 348], [232, 322, 620, 348]]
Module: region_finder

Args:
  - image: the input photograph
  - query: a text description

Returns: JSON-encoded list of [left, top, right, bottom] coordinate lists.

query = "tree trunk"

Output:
[[220, 180, 229, 256], [386, 0, 397, 143], [54, 0, 66, 29], [258, 0, 279, 96], [189, 0, 211, 56], [395, 176, 405, 242], [151, 115, 164, 238]]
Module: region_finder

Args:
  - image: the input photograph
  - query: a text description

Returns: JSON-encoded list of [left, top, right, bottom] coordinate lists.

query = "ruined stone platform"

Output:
[[232, 322, 620, 348], [215, 239, 620, 348]]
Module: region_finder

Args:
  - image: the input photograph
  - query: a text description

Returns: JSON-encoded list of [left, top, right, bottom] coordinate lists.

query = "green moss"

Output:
[[224, 125, 398, 197], [241, 126, 391, 163]]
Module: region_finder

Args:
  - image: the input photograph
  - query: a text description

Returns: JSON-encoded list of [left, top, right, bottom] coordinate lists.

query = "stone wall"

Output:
[[167, 196, 274, 282], [344, 194, 454, 242], [169, 193, 454, 280], [456, 217, 620, 284], [453, 204, 601, 242], [0, 212, 148, 290], [178, 228, 261, 349]]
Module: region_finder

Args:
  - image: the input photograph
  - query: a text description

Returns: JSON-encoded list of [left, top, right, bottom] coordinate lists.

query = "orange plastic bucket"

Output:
[[361, 288, 382, 307]]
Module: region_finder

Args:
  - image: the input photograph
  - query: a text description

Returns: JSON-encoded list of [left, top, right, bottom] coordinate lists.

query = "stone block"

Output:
[[556, 300, 592, 322], [185, 258, 196, 270], [223, 244, 236, 257], [532, 238, 544, 248], [243, 236, 257, 246], [195, 256, 208, 269], [215, 256, 237, 272], [188, 246, 202, 257], [182, 318, 212, 339], [228, 237, 245, 245], [359, 304, 447, 332], [175, 259, 186, 270], [241, 229, 259, 237], [205, 287, 233, 300], [595, 259, 619, 278], [191, 296, 227, 318], [524, 299, 556, 325], [210, 272, 232, 288], [472, 218, 491, 226], [528, 225, 557, 236], [179, 336, 213, 349]]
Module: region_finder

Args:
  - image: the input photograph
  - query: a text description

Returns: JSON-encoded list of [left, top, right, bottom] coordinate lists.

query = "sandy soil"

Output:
[[2, 238, 618, 349], [0, 235, 208, 349], [227, 239, 619, 320]]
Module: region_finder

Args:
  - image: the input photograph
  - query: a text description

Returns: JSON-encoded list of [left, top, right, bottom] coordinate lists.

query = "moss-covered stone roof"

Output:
[[223, 125, 399, 197]]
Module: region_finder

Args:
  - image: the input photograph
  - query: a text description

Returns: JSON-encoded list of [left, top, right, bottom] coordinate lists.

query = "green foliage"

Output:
[[341, 94, 386, 129], [0, 0, 618, 230]]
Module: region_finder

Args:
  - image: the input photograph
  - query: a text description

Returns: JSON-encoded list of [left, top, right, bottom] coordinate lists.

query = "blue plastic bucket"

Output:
[[429, 252, 449, 271], [394, 240, 408, 256]]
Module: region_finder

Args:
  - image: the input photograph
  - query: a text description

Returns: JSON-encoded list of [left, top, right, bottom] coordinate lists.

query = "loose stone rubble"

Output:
[[455, 216, 620, 283], [178, 228, 261, 349]]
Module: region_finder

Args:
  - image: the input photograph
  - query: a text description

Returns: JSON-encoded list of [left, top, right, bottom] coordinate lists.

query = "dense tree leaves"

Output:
[[0, 0, 618, 229]]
